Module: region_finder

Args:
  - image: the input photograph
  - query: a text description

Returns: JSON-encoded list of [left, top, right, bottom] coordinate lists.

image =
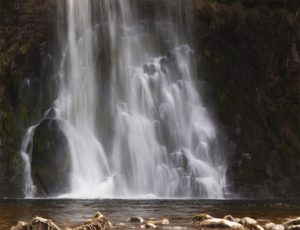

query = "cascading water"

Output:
[[20, 0, 226, 198], [20, 126, 37, 197], [55, 0, 112, 198]]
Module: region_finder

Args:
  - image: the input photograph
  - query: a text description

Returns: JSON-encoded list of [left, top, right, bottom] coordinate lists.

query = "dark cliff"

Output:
[[195, 0, 300, 198], [0, 0, 299, 198], [0, 0, 57, 197]]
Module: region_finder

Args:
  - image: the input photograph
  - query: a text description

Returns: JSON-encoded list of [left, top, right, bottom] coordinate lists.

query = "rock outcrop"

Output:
[[31, 119, 70, 196]]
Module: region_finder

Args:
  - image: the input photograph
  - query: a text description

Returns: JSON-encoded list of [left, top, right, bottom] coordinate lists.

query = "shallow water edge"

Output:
[[2, 199, 300, 229]]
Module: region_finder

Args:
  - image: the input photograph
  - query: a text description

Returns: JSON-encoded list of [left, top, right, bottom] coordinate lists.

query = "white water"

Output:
[[55, 0, 112, 198], [20, 126, 37, 197], [20, 0, 226, 199]]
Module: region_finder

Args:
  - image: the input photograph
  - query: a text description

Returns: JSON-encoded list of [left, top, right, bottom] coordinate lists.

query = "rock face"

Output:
[[0, 0, 58, 197], [195, 0, 300, 198], [31, 119, 70, 196]]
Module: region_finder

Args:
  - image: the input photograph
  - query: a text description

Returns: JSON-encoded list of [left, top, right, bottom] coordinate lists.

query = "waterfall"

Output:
[[20, 0, 226, 199], [55, 0, 112, 198]]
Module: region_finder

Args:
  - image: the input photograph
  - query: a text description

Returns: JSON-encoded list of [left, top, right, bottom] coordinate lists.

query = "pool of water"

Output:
[[1, 199, 300, 229]]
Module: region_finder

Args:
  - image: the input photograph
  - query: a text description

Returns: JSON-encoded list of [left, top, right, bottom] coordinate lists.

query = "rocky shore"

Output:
[[10, 212, 300, 230]]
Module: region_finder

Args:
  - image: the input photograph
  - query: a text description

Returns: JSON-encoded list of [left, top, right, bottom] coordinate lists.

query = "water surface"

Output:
[[1, 199, 300, 229]]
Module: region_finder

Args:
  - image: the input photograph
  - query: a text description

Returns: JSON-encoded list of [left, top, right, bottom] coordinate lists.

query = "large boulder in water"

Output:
[[31, 118, 70, 196]]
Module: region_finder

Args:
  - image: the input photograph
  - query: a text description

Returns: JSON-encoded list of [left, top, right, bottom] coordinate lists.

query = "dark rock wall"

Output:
[[0, 0, 58, 197], [0, 0, 299, 198], [195, 0, 300, 198]]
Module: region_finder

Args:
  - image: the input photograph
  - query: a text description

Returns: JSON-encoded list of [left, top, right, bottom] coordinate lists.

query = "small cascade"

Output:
[[20, 126, 37, 198]]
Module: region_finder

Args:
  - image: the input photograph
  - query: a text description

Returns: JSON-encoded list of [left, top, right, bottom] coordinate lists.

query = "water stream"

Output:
[[20, 0, 226, 199]]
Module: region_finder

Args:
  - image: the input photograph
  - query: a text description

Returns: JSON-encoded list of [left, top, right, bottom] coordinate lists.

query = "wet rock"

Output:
[[143, 63, 156, 75], [141, 223, 158, 229], [239, 217, 257, 226], [127, 216, 144, 224], [238, 217, 263, 230], [44, 107, 58, 119], [11, 216, 60, 230], [148, 218, 169, 225], [287, 225, 300, 230], [197, 218, 244, 229], [31, 118, 71, 197], [94, 212, 104, 218], [10, 221, 27, 230], [256, 219, 271, 224], [163, 227, 188, 230], [115, 223, 127, 226], [192, 213, 213, 222], [160, 57, 169, 74], [284, 218, 300, 227], [247, 224, 264, 230], [84, 219, 93, 225], [265, 222, 284, 230], [224, 215, 237, 222], [73, 212, 111, 230]]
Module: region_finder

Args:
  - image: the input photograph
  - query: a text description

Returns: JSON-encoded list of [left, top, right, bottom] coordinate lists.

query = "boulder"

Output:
[[247, 224, 264, 230], [141, 223, 158, 229], [10, 221, 27, 230], [11, 216, 60, 230], [192, 213, 213, 222], [73, 212, 112, 230], [265, 222, 285, 230], [284, 218, 300, 227], [239, 217, 258, 226], [31, 119, 70, 196], [224, 215, 238, 223], [287, 225, 300, 230], [238, 217, 264, 230], [127, 216, 144, 224], [197, 218, 244, 229], [148, 218, 169, 225]]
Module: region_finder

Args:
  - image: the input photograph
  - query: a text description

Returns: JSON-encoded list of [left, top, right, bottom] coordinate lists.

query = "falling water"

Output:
[[55, 0, 112, 198], [20, 126, 37, 197], [21, 0, 226, 198]]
